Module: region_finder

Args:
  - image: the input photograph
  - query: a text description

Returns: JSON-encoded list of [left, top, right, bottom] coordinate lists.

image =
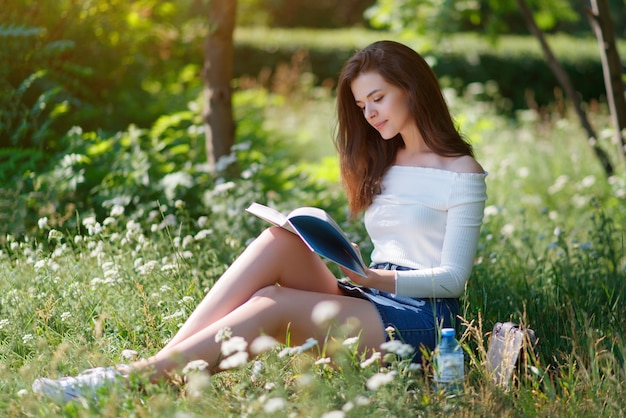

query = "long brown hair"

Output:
[[335, 40, 474, 215]]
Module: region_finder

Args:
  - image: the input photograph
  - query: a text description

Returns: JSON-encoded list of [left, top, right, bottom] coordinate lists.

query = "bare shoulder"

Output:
[[445, 155, 484, 174]]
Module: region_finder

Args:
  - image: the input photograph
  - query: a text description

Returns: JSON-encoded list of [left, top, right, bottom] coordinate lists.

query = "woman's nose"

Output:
[[364, 104, 376, 119]]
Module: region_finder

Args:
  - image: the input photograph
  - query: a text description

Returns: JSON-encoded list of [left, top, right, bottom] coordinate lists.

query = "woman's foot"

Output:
[[32, 366, 125, 403]]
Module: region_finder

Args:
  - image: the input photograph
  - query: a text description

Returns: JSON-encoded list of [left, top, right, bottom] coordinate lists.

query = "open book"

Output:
[[246, 202, 367, 277]]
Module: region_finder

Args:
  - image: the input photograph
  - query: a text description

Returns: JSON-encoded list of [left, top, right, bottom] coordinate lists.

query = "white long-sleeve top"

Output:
[[364, 166, 487, 298]]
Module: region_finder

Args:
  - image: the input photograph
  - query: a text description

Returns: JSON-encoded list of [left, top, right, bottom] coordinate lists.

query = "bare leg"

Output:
[[162, 227, 341, 351], [133, 286, 385, 381]]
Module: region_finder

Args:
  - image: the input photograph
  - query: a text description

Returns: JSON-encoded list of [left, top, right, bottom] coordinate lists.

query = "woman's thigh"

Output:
[[250, 286, 386, 353]]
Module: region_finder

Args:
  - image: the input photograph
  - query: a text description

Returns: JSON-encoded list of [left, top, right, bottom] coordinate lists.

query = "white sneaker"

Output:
[[32, 366, 124, 403]]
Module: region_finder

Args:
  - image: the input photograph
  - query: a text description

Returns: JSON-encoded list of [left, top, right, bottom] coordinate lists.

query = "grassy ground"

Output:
[[1, 84, 625, 416]]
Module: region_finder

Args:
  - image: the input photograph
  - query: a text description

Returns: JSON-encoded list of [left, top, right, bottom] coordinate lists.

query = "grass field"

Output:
[[1, 80, 625, 416]]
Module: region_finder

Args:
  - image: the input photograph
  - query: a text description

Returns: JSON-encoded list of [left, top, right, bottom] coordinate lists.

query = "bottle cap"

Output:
[[441, 328, 455, 337]]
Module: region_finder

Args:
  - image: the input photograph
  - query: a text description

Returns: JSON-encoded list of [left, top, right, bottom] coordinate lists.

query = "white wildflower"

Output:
[[60, 312, 72, 322], [342, 336, 359, 347], [48, 229, 63, 241], [360, 351, 381, 368], [311, 300, 340, 325], [111, 204, 125, 217], [22, 334, 34, 344], [215, 327, 232, 343], [263, 397, 287, 414], [38, 217, 48, 229], [219, 351, 248, 369], [315, 357, 331, 365], [250, 335, 279, 354], [501, 224, 515, 237], [34, 260, 46, 271], [0, 319, 9, 329], [182, 359, 209, 375], [121, 349, 139, 360], [380, 340, 415, 358], [221, 336, 248, 357], [17, 389, 28, 397], [197, 216, 208, 228], [366, 370, 397, 390], [321, 411, 345, 418]]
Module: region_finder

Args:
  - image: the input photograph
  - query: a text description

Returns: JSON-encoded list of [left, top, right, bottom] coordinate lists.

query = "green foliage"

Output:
[[1, 76, 626, 415]]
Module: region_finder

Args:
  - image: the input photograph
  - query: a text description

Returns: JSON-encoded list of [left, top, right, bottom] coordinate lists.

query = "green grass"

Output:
[[1, 84, 626, 416]]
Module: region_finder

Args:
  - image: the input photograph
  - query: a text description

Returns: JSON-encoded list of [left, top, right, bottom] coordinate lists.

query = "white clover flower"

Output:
[[353, 395, 370, 406], [366, 370, 397, 390], [264, 382, 276, 391], [250, 335, 279, 354], [182, 359, 209, 375], [37, 217, 49, 230], [219, 351, 248, 370], [159, 285, 172, 293], [263, 397, 287, 414], [315, 357, 331, 365], [22, 334, 34, 344], [221, 336, 248, 357], [215, 327, 232, 343], [34, 259, 46, 271], [360, 351, 381, 368], [311, 300, 340, 325], [60, 312, 72, 322], [186, 371, 210, 399]]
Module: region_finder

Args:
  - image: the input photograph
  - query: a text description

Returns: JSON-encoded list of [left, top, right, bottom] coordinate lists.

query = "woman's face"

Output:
[[350, 71, 415, 140]]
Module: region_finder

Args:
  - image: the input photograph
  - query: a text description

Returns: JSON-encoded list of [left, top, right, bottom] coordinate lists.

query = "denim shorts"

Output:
[[337, 263, 459, 363]]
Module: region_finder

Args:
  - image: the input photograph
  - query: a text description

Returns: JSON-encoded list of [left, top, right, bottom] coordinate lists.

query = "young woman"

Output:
[[33, 40, 487, 401]]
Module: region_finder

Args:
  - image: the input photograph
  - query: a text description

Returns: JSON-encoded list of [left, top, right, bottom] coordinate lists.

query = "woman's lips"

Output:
[[374, 121, 386, 131]]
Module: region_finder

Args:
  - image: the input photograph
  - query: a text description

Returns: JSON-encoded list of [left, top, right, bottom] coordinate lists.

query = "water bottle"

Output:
[[433, 328, 464, 392]]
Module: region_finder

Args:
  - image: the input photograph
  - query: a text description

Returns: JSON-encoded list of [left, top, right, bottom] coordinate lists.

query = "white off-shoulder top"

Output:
[[364, 166, 488, 298]]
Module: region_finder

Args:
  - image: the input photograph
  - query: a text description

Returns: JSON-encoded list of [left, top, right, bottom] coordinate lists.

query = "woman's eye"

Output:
[[373, 96, 383, 102]]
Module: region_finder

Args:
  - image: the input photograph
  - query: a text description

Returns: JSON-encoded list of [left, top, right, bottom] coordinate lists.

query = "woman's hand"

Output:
[[339, 265, 397, 294]]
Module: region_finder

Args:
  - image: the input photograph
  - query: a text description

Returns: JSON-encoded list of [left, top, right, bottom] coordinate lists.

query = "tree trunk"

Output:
[[588, 0, 626, 165], [203, 0, 237, 168], [516, 0, 614, 177]]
